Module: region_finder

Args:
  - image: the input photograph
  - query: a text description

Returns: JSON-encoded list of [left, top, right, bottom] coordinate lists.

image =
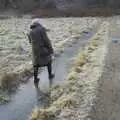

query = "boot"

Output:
[[49, 73, 55, 80], [34, 78, 40, 88]]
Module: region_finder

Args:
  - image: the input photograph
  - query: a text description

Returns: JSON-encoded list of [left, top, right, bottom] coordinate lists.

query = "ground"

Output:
[[1, 15, 120, 120], [29, 20, 109, 120], [90, 16, 120, 120], [0, 16, 99, 88], [0, 15, 103, 120]]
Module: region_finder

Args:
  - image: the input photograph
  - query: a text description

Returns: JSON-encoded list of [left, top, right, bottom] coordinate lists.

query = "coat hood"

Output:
[[30, 23, 40, 29], [30, 18, 42, 29]]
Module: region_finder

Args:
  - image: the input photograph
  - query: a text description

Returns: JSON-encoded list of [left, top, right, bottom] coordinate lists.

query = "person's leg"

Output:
[[34, 66, 39, 83], [47, 61, 54, 79]]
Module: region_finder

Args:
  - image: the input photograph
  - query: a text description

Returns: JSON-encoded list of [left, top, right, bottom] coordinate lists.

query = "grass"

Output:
[[75, 52, 88, 67], [0, 72, 20, 91], [51, 86, 65, 102], [0, 18, 99, 94], [30, 108, 55, 120], [51, 84, 60, 90], [29, 21, 107, 120], [74, 66, 82, 73], [0, 72, 21, 104], [0, 94, 10, 104], [51, 24, 102, 108], [53, 95, 76, 109], [88, 40, 99, 47], [53, 35, 100, 107], [87, 45, 96, 52], [30, 96, 76, 120], [67, 71, 78, 81]]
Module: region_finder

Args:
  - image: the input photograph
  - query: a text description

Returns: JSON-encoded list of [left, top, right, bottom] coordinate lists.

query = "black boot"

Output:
[[49, 74, 55, 80], [34, 78, 40, 88], [34, 66, 39, 87], [47, 61, 55, 80]]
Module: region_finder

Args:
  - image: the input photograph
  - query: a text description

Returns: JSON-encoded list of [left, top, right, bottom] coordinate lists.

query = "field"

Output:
[[0, 16, 100, 88], [1, 14, 117, 120]]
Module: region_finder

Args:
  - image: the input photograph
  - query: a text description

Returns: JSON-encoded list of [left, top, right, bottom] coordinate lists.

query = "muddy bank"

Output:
[[29, 21, 109, 120]]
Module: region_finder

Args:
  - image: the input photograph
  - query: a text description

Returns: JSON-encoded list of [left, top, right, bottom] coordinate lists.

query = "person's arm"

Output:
[[41, 29, 54, 54], [27, 33, 32, 44]]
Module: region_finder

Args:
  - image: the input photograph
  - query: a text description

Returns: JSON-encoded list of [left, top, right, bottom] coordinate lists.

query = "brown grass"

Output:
[[74, 66, 82, 73], [51, 86, 65, 102], [75, 52, 88, 67], [0, 94, 10, 104], [88, 40, 99, 47], [30, 108, 55, 120], [0, 72, 20, 91], [53, 95, 76, 109], [52, 84, 60, 90], [67, 71, 78, 81]]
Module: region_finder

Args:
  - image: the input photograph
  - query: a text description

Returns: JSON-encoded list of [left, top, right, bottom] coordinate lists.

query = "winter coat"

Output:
[[28, 23, 54, 67]]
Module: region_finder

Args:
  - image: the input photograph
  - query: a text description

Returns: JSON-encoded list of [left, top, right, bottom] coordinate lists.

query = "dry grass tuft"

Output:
[[88, 40, 99, 47], [75, 52, 88, 67], [74, 66, 82, 73], [69, 79, 77, 85], [87, 37, 100, 54], [0, 94, 10, 104], [51, 87, 64, 102], [87, 45, 96, 52], [67, 71, 78, 81], [53, 95, 76, 109], [0, 72, 20, 91], [51, 84, 63, 101], [52, 84, 60, 90], [30, 108, 55, 120]]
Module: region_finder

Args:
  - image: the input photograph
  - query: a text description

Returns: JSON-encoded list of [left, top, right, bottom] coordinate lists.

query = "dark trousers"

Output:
[[34, 61, 52, 80]]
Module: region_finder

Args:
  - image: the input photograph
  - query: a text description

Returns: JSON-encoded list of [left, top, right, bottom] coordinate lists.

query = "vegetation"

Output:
[[29, 22, 106, 120], [0, 92, 10, 104], [0, 72, 19, 91], [53, 95, 76, 109], [30, 108, 55, 120], [67, 71, 78, 81], [0, 17, 98, 94]]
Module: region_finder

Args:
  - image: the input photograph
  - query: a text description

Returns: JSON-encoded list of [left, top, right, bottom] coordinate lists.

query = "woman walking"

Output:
[[28, 18, 55, 85]]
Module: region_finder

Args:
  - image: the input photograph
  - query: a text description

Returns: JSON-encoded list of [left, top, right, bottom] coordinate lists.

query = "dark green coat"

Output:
[[28, 23, 53, 67]]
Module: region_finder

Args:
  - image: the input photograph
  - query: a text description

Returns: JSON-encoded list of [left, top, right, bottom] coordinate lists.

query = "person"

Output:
[[28, 18, 55, 84]]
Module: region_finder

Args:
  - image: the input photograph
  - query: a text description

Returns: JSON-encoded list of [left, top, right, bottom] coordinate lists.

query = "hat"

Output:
[[31, 18, 41, 25]]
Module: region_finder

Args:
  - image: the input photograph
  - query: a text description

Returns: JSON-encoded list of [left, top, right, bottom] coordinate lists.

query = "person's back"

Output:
[[30, 23, 46, 62]]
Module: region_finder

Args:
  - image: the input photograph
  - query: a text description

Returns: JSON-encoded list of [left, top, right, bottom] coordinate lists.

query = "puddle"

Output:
[[112, 37, 120, 44], [0, 30, 95, 120]]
